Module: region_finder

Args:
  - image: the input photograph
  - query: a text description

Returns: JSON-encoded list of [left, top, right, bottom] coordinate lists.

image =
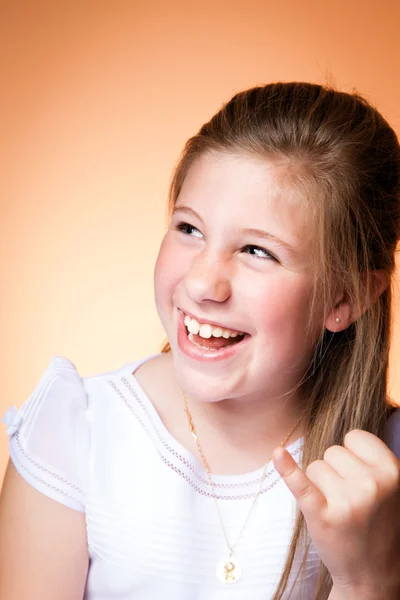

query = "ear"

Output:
[[325, 270, 389, 333]]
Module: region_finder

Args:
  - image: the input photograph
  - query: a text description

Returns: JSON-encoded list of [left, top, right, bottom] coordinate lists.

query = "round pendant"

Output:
[[216, 555, 242, 584]]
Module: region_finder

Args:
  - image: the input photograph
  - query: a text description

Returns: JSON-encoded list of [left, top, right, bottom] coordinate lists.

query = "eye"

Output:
[[242, 245, 278, 261], [175, 221, 203, 238]]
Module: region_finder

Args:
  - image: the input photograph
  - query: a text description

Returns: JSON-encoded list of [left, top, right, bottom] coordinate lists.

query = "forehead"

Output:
[[177, 151, 314, 242]]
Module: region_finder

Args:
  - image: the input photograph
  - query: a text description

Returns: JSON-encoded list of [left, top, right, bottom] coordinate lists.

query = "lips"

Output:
[[176, 308, 251, 362]]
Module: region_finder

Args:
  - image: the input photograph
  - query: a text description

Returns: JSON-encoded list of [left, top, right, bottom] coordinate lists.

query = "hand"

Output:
[[273, 430, 400, 595]]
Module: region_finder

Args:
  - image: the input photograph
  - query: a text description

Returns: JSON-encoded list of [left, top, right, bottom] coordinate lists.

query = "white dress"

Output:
[[3, 355, 400, 599]]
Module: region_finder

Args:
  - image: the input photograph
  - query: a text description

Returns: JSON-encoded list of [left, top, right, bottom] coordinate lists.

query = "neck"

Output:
[[182, 387, 307, 474], [145, 352, 307, 475]]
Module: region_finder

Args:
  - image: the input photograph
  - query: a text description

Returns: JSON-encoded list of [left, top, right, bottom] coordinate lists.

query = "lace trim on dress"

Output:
[[11, 433, 84, 505], [4, 398, 85, 508], [108, 376, 302, 500], [15, 430, 84, 495]]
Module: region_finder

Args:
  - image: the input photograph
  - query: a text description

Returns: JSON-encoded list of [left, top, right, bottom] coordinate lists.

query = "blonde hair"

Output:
[[160, 82, 400, 598]]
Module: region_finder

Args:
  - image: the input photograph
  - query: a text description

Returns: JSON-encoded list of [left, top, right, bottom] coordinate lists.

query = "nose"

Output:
[[184, 253, 232, 305]]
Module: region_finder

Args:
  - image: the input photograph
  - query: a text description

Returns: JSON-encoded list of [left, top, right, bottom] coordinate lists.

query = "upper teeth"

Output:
[[184, 314, 244, 339]]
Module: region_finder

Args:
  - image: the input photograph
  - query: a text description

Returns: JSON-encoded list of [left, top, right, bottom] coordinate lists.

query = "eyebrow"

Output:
[[172, 205, 297, 254]]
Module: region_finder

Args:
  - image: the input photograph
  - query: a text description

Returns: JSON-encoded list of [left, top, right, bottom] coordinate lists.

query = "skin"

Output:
[[154, 150, 400, 597], [273, 432, 400, 598], [154, 151, 325, 449], [0, 461, 89, 599]]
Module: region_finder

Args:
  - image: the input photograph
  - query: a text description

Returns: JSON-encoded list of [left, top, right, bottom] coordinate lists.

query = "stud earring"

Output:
[[335, 317, 341, 323]]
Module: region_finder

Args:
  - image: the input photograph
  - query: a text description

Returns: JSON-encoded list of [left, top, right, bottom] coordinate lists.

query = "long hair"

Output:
[[160, 82, 400, 598]]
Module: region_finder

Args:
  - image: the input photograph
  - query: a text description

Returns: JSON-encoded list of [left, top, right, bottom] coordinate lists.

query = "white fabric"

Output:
[[3, 354, 400, 600]]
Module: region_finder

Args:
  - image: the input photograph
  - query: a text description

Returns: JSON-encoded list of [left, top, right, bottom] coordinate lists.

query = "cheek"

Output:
[[253, 275, 316, 340], [154, 235, 184, 307]]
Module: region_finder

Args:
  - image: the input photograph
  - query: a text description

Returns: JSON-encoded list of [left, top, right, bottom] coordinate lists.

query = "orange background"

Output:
[[1, 0, 400, 481]]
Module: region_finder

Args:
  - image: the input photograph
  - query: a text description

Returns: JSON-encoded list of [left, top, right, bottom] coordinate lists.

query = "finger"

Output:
[[273, 447, 326, 516], [344, 429, 399, 472], [323, 445, 371, 480], [305, 459, 346, 501]]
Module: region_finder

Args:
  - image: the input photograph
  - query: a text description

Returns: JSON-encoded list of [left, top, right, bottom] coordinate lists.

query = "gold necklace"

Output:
[[182, 389, 304, 585]]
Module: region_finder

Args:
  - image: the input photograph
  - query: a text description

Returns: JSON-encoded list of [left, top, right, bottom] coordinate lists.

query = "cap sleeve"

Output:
[[2, 356, 90, 512]]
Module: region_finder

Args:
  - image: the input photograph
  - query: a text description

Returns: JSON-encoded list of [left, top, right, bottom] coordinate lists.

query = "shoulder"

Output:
[[3, 356, 87, 439], [2, 356, 90, 511], [2, 354, 160, 512]]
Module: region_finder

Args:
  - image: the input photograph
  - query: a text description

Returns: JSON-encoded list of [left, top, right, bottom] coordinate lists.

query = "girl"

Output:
[[1, 82, 400, 600]]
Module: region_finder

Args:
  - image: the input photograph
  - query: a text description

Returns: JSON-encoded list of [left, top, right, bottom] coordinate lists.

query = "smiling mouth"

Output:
[[187, 330, 247, 351]]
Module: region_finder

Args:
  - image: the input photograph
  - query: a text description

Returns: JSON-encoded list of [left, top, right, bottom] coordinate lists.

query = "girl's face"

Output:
[[154, 151, 324, 404]]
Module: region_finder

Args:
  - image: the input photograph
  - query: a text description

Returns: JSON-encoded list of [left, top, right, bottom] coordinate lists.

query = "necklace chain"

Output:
[[182, 389, 304, 559]]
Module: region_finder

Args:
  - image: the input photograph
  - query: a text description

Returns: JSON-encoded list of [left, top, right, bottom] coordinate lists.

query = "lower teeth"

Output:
[[187, 331, 242, 350], [188, 332, 215, 349]]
